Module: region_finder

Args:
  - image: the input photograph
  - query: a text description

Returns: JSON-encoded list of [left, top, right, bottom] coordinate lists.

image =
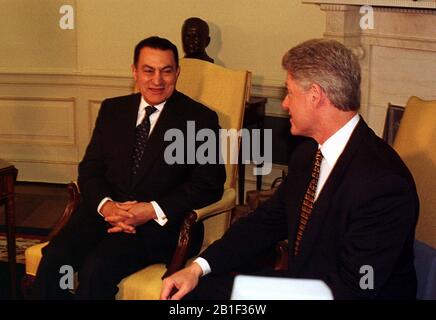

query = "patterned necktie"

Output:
[[131, 106, 157, 176], [293, 149, 323, 256]]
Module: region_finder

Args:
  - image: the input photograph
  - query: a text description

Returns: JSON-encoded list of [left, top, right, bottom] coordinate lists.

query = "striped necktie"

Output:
[[293, 149, 323, 256]]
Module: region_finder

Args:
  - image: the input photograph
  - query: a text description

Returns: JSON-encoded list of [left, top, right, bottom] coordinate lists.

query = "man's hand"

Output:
[[160, 262, 203, 300], [116, 201, 157, 226], [101, 200, 136, 234], [104, 201, 157, 234]]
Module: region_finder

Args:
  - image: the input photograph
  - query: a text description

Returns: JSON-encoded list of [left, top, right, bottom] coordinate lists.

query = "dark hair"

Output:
[[133, 36, 179, 68], [282, 39, 361, 111], [182, 17, 210, 36]]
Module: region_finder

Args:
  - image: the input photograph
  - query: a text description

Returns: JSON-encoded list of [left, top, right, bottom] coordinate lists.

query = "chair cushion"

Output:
[[26, 241, 169, 300], [116, 264, 166, 300], [25, 241, 166, 299], [116, 257, 197, 300], [25, 242, 48, 276]]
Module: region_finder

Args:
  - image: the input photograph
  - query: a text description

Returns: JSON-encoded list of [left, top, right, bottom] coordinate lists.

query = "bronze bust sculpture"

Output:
[[182, 17, 214, 63]]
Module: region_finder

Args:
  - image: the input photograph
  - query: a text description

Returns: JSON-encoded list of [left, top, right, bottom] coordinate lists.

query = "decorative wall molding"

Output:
[[252, 83, 286, 100], [0, 71, 288, 182], [350, 45, 366, 59], [0, 72, 133, 182], [0, 72, 134, 90], [0, 72, 286, 116], [306, 0, 436, 136], [7, 158, 79, 165], [363, 32, 436, 46], [319, 3, 359, 11], [88, 99, 103, 136], [0, 96, 76, 145], [374, 7, 436, 14], [304, 0, 436, 10]]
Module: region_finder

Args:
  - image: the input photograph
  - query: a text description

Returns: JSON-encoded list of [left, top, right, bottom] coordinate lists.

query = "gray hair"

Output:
[[282, 39, 361, 111]]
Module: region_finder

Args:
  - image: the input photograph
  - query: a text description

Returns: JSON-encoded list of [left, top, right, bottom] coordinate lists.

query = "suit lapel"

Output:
[[118, 93, 141, 188], [292, 117, 368, 271]]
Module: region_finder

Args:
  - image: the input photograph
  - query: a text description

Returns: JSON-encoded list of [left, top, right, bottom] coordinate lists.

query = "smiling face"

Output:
[[282, 72, 316, 138], [132, 47, 180, 105]]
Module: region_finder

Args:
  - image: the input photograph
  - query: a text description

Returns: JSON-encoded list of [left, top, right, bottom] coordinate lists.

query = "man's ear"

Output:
[[176, 66, 181, 79], [131, 64, 138, 81], [310, 83, 323, 107], [206, 36, 211, 47]]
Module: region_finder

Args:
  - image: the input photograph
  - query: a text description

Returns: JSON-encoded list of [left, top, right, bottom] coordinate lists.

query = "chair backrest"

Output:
[[393, 96, 436, 247], [176, 58, 250, 250], [177, 58, 250, 189]]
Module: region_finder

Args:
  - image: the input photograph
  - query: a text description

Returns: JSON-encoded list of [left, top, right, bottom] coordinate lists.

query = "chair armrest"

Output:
[[230, 204, 252, 225], [194, 188, 236, 221], [48, 182, 80, 240], [163, 211, 198, 278], [163, 188, 236, 278], [274, 240, 289, 271]]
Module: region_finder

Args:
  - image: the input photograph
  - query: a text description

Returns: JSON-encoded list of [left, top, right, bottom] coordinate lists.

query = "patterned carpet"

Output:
[[0, 235, 43, 264]]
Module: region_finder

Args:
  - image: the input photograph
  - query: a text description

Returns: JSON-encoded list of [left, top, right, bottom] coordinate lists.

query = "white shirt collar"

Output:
[[139, 97, 166, 113], [319, 113, 360, 168], [136, 97, 166, 126]]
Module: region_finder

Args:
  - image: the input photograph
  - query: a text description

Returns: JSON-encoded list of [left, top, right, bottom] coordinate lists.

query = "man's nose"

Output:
[[152, 72, 163, 85], [281, 95, 289, 110]]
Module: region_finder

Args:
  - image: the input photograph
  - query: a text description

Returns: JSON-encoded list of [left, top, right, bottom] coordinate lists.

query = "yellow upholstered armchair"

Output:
[[23, 58, 250, 299], [392, 96, 436, 299], [393, 96, 436, 248]]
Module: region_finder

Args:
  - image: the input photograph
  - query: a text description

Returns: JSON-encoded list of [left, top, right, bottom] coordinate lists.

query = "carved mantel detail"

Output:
[[319, 4, 360, 11], [350, 45, 365, 59], [317, 3, 436, 13], [304, 0, 436, 10], [302, 0, 436, 135], [375, 7, 436, 14]]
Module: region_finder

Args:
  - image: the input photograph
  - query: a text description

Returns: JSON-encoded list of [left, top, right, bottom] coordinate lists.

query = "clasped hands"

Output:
[[100, 200, 156, 234]]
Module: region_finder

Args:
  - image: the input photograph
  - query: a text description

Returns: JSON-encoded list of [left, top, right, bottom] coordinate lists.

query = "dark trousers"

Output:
[[32, 204, 177, 300]]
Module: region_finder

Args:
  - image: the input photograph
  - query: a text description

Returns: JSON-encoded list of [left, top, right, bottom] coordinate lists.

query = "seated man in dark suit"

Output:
[[161, 39, 419, 300], [32, 36, 226, 299]]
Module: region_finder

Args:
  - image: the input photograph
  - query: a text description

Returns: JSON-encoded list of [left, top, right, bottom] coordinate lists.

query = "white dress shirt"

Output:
[[195, 113, 361, 276], [97, 97, 168, 226], [315, 113, 360, 200]]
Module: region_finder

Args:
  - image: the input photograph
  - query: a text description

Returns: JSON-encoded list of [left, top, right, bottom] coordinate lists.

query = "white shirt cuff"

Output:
[[193, 257, 211, 276], [151, 201, 168, 226], [97, 197, 113, 217]]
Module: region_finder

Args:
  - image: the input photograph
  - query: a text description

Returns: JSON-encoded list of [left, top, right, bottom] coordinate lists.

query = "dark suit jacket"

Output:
[[201, 117, 419, 299], [78, 90, 225, 240]]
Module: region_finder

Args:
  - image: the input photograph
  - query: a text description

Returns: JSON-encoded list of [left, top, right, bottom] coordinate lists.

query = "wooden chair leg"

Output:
[[21, 274, 35, 299]]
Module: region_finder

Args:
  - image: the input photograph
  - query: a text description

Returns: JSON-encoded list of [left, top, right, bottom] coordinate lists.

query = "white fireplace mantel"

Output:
[[302, 0, 436, 136], [304, 0, 436, 9]]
